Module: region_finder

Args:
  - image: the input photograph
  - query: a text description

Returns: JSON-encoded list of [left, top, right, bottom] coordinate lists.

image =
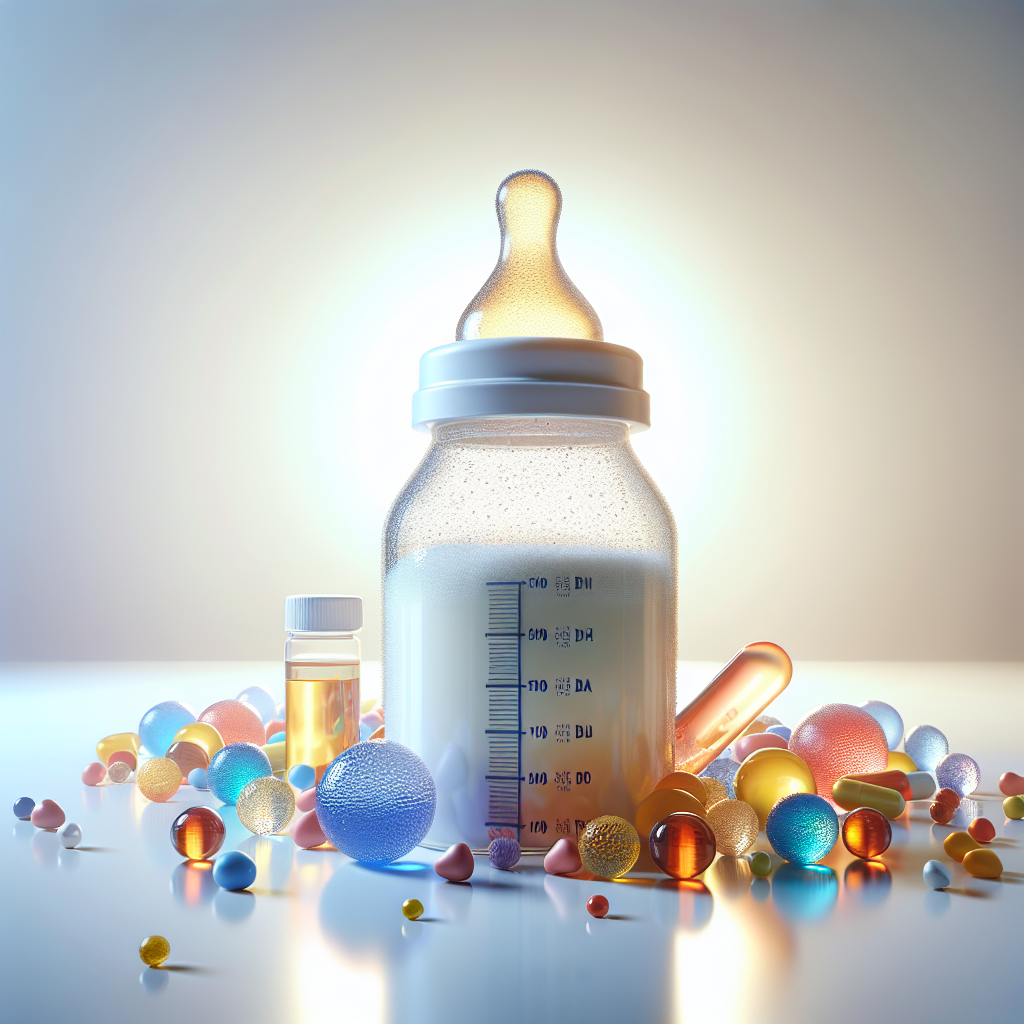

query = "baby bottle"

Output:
[[382, 171, 677, 852]]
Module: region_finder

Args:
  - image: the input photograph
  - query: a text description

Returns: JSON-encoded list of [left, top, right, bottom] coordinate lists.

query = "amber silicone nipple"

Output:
[[456, 170, 603, 342]]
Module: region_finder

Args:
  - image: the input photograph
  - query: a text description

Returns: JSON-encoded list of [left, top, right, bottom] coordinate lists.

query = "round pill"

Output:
[[857, 700, 904, 750], [705, 799, 759, 857], [886, 751, 917, 773], [288, 764, 316, 791], [929, 788, 959, 824], [139, 935, 170, 967], [999, 771, 1024, 796], [58, 822, 82, 849], [650, 812, 716, 879], [586, 894, 609, 919], [1003, 795, 1024, 819], [295, 787, 317, 813], [402, 898, 424, 921], [212, 850, 257, 891], [967, 817, 995, 844], [747, 850, 772, 877], [199, 699, 265, 747], [109, 750, 138, 772], [922, 859, 952, 889], [237, 684, 277, 724], [188, 768, 208, 790], [13, 797, 34, 820], [81, 763, 107, 786], [139, 701, 196, 757], [962, 848, 1002, 878], [734, 747, 817, 829], [765, 793, 839, 865]]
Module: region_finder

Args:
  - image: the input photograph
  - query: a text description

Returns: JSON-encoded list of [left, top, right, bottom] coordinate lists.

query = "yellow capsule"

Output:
[[886, 751, 917, 773], [402, 898, 424, 921], [832, 778, 906, 819], [734, 747, 816, 830], [653, 771, 707, 806], [96, 732, 141, 766], [1003, 795, 1024, 820], [962, 848, 1002, 879], [170, 721, 224, 760], [262, 740, 286, 777], [943, 830, 981, 863], [635, 788, 705, 845]]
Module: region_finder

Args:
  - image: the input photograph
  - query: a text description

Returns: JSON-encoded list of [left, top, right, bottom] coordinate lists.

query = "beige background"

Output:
[[1, 1, 1021, 663]]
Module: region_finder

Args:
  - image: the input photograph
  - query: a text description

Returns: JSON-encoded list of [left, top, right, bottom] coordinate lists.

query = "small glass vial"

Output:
[[284, 595, 362, 781]]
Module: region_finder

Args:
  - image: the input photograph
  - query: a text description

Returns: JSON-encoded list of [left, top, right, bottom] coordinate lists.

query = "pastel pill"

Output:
[[653, 771, 707, 805], [907, 771, 936, 801], [922, 859, 952, 889], [842, 770, 912, 803], [58, 823, 82, 849], [967, 817, 995, 843], [999, 771, 1024, 797], [943, 830, 980, 863], [544, 837, 583, 875], [962, 848, 1002, 879], [109, 750, 138, 772], [832, 779, 906, 819], [30, 799, 65, 829], [434, 842, 475, 882], [732, 732, 788, 762], [1002, 795, 1024, 819], [96, 732, 141, 766], [292, 809, 327, 849], [296, 787, 317, 813], [81, 762, 107, 787]]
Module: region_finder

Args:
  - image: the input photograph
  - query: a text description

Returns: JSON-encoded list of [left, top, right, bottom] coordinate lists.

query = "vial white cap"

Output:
[[285, 595, 363, 632]]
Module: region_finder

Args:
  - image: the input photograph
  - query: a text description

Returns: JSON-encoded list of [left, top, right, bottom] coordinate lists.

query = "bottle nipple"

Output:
[[456, 170, 603, 342]]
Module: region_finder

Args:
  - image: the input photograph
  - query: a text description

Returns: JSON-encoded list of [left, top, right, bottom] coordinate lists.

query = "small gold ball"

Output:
[[139, 935, 170, 967]]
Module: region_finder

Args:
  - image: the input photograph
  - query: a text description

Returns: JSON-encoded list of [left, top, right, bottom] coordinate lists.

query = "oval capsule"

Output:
[[962, 848, 1002, 879], [96, 732, 141, 766], [906, 771, 936, 801], [832, 778, 906, 819], [842, 770, 913, 803], [674, 642, 792, 774], [943, 830, 980, 863], [886, 751, 917, 773]]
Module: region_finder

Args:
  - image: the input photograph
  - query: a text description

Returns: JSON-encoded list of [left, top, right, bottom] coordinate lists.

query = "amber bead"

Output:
[[929, 788, 959, 824], [967, 817, 995, 844], [650, 812, 716, 880], [170, 806, 226, 861], [841, 806, 892, 858]]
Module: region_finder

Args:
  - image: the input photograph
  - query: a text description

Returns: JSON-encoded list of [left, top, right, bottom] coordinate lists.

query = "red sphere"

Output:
[[929, 788, 959, 824], [789, 704, 888, 806], [586, 894, 609, 919], [649, 812, 717, 880], [968, 817, 996, 844]]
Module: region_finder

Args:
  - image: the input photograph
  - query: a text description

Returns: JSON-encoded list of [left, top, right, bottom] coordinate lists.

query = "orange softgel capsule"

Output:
[[650, 812, 717, 880], [675, 642, 792, 774], [841, 806, 892, 859], [968, 817, 996, 844], [170, 806, 226, 860], [929, 787, 960, 824]]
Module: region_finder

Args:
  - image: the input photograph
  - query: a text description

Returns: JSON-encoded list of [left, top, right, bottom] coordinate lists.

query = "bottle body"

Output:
[[285, 631, 361, 782], [383, 418, 677, 852]]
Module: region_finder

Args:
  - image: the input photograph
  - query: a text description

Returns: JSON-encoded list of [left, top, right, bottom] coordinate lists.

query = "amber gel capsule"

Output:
[[675, 642, 792, 775]]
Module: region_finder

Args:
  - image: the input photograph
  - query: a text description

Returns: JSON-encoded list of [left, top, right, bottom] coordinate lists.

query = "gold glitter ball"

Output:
[[137, 757, 182, 803], [236, 776, 296, 835], [702, 777, 729, 809], [139, 935, 170, 967], [578, 814, 640, 878], [706, 799, 760, 857]]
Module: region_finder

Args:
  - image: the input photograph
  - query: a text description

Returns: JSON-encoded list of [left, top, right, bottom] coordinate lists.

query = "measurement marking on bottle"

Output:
[[485, 581, 526, 835]]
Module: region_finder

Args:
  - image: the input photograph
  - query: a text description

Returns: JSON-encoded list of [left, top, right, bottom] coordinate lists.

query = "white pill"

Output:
[[922, 859, 951, 889], [907, 771, 936, 801], [58, 822, 82, 849]]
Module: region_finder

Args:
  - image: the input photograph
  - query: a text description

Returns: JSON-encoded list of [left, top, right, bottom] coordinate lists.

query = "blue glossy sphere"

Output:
[[213, 850, 257, 890], [207, 743, 272, 805], [904, 725, 948, 772], [316, 740, 436, 863], [935, 752, 980, 797], [236, 685, 277, 725], [488, 836, 521, 870], [13, 796, 34, 820], [858, 701, 904, 751], [188, 767, 208, 790], [139, 701, 197, 757], [699, 757, 739, 799], [288, 764, 315, 791], [766, 793, 839, 865]]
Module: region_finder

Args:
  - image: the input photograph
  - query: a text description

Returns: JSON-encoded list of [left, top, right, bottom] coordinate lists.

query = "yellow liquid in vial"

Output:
[[285, 660, 360, 781]]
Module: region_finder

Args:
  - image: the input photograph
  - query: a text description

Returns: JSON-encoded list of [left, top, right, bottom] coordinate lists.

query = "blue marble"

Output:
[[858, 700, 904, 751], [207, 742, 271, 805], [288, 763, 316, 791], [904, 724, 948, 772], [766, 793, 839, 865], [213, 850, 257, 891], [138, 700, 196, 757], [316, 740, 436, 863], [935, 752, 980, 797], [699, 757, 739, 799], [12, 796, 34, 820]]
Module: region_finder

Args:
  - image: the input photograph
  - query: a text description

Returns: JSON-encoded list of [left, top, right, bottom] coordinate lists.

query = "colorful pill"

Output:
[[832, 779, 906, 819], [922, 859, 952, 889], [81, 763, 107, 787], [907, 771, 936, 801], [674, 642, 792, 774], [401, 898, 424, 921], [886, 750, 917, 773], [967, 817, 995, 843], [1002, 795, 1024, 820], [746, 850, 772, 877], [942, 830, 980, 863], [999, 771, 1024, 797], [929, 788, 959, 824], [962, 848, 1002, 879], [96, 732, 141, 766], [586, 894, 610, 919], [842, 770, 912, 803]]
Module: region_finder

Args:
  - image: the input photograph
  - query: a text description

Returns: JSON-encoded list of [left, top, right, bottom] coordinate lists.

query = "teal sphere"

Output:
[[766, 792, 839, 865], [207, 742, 271, 805]]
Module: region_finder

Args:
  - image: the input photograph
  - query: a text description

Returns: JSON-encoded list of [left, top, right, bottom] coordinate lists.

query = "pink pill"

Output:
[[544, 837, 583, 875], [30, 799, 65, 829], [296, 787, 317, 813], [434, 842, 475, 882], [292, 809, 327, 849], [999, 771, 1024, 797], [81, 762, 107, 787], [733, 732, 788, 762]]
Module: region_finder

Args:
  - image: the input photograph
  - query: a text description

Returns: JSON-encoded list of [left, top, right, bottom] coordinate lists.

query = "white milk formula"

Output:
[[383, 543, 675, 851]]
